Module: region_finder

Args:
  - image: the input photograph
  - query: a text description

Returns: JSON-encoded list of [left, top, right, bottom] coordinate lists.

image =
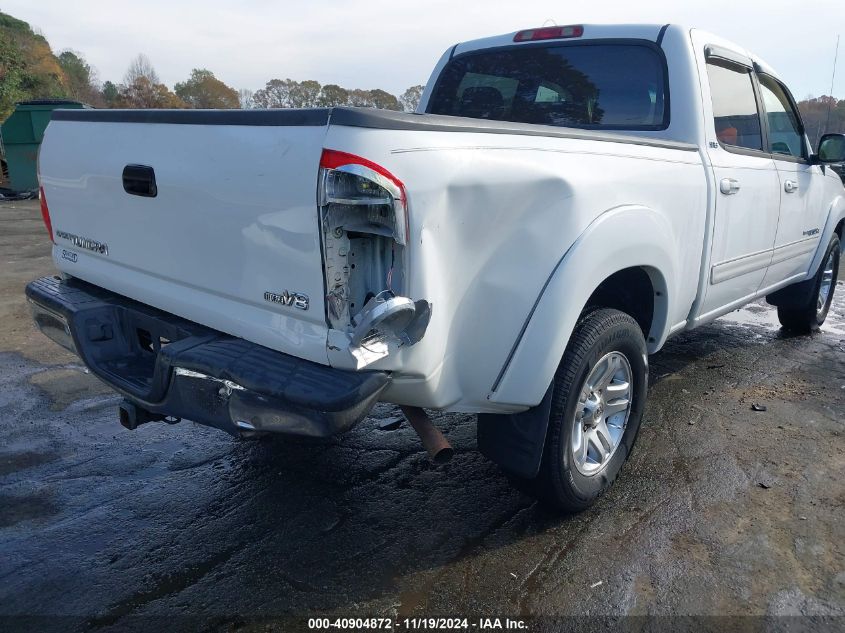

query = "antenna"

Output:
[[542, 18, 558, 27], [825, 35, 840, 133]]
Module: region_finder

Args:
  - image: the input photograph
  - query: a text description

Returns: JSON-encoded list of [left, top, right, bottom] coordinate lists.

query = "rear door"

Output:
[[698, 49, 781, 317], [756, 74, 826, 287]]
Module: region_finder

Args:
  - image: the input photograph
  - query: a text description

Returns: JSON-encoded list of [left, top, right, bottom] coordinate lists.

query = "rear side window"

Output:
[[757, 75, 806, 159], [428, 43, 667, 130], [706, 61, 763, 151]]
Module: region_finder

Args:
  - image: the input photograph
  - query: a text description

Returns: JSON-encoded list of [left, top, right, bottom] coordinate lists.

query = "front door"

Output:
[[756, 74, 826, 287]]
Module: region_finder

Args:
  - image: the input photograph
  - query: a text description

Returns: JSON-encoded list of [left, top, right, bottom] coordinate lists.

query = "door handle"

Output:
[[719, 178, 741, 195], [784, 180, 799, 193], [122, 164, 157, 198]]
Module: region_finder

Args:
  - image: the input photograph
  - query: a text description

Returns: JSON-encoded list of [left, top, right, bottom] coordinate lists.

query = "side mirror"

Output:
[[818, 133, 845, 163]]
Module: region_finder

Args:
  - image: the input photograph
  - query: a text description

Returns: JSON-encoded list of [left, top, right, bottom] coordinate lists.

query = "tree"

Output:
[[101, 80, 119, 107], [225, 75, 408, 112], [238, 88, 254, 109], [57, 50, 102, 105], [369, 88, 402, 111], [400, 85, 424, 112], [347, 88, 373, 107], [289, 79, 321, 107], [116, 75, 185, 108], [797, 95, 845, 147], [317, 84, 348, 107], [252, 78, 296, 108], [0, 11, 69, 118], [251, 78, 324, 108], [115, 54, 184, 108], [0, 28, 27, 118], [124, 53, 158, 85], [174, 68, 239, 108], [345, 88, 402, 110]]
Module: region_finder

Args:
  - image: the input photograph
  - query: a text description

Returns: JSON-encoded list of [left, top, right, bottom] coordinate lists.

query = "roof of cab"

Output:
[[452, 23, 784, 85], [453, 23, 668, 56], [690, 27, 781, 82]]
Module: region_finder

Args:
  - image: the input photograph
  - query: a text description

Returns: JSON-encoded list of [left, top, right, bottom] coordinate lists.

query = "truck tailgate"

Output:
[[39, 111, 331, 364]]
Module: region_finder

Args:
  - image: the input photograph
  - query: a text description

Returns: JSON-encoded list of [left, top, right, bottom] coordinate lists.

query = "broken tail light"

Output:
[[319, 149, 408, 245], [317, 149, 429, 368]]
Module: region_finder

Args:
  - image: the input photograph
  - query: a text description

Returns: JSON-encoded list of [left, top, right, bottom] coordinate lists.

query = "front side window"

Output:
[[706, 61, 763, 151], [758, 75, 806, 159], [428, 43, 667, 129]]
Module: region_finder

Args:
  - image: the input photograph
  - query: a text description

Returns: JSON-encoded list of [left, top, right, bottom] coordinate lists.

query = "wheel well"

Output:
[[584, 268, 656, 338], [836, 218, 844, 241]]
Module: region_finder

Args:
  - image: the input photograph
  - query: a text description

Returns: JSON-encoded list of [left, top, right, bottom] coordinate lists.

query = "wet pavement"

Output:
[[1, 199, 844, 631]]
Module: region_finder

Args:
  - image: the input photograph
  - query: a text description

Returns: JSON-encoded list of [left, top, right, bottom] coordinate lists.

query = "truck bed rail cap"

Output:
[[50, 106, 697, 152], [329, 108, 698, 152], [51, 108, 332, 127]]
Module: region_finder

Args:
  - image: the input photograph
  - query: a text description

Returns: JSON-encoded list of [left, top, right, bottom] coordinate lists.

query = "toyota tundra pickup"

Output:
[[28, 24, 845, 511]]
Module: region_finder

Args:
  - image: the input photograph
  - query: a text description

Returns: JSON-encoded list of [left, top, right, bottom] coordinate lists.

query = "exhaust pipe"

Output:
[[400, 406, 454, 464]]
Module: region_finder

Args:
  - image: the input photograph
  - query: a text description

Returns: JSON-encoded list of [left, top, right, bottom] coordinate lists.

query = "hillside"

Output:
[[0, 11, 69, 119]]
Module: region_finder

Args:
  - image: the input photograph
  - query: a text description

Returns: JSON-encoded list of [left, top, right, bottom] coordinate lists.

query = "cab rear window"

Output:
[[428, 43, 668, 130]]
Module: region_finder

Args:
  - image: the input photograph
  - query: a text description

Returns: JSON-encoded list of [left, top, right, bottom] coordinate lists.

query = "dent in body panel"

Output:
[[488, 204, 685, 407], [323, 123, 705, 410]]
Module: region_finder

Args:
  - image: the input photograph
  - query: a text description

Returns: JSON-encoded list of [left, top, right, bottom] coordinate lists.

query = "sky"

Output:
[[5, 0, 844, 99]]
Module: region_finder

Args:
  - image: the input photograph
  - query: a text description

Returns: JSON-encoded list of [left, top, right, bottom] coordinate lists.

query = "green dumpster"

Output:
[[1, 99, 87, 192]]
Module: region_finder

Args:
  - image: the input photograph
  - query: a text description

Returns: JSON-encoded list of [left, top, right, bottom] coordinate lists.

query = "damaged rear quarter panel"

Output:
[[322, 126, 704, 411]]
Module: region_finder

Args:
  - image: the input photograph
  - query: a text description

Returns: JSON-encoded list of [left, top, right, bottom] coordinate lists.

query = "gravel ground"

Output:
[[1, 199, 843, 632]]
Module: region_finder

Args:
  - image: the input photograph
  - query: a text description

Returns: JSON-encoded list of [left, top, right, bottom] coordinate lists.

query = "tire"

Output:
[[777, 234, 840, 333], [527, 308, 648, 512]]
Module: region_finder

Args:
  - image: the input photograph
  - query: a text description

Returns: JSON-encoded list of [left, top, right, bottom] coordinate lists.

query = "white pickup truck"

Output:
[[29, 24, 845, 511]]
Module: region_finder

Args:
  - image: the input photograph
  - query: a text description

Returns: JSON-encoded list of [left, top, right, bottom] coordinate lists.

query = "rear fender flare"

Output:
[[488, 204, 676, 409]]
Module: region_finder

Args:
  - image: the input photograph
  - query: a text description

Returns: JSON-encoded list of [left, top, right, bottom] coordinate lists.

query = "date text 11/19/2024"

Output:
[[307, 617, 528, 630]]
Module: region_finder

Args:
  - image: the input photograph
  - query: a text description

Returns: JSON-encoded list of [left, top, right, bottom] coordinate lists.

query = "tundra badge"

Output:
[[55, 230, 109, 255]]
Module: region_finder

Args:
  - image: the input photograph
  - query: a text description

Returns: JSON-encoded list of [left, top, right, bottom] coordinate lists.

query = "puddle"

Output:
[[0, 449, 61, 476], [0, 491, 59, 527], [720, 281, 845, 336], [28, 367, 114, 411], [721, 301, 782, 331]]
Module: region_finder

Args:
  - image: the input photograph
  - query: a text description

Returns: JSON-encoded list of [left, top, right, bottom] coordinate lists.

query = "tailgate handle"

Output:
[[122, 165, 158, 198]]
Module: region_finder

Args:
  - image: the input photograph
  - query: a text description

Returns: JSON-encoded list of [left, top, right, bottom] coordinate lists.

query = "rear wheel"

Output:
[[777, 234, 840, 332], [527, 309, 648, 512]]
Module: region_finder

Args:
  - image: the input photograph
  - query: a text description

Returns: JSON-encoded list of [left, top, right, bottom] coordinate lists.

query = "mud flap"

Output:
[[477, 383, 554, 479], [765, 276, 816, 308]]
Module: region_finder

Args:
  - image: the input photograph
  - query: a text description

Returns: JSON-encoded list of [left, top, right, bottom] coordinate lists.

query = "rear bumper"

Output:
[[26, 276, 390, 437]]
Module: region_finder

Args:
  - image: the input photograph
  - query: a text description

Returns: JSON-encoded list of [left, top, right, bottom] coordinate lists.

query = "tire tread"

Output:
[[530, 308, 646, 512]]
